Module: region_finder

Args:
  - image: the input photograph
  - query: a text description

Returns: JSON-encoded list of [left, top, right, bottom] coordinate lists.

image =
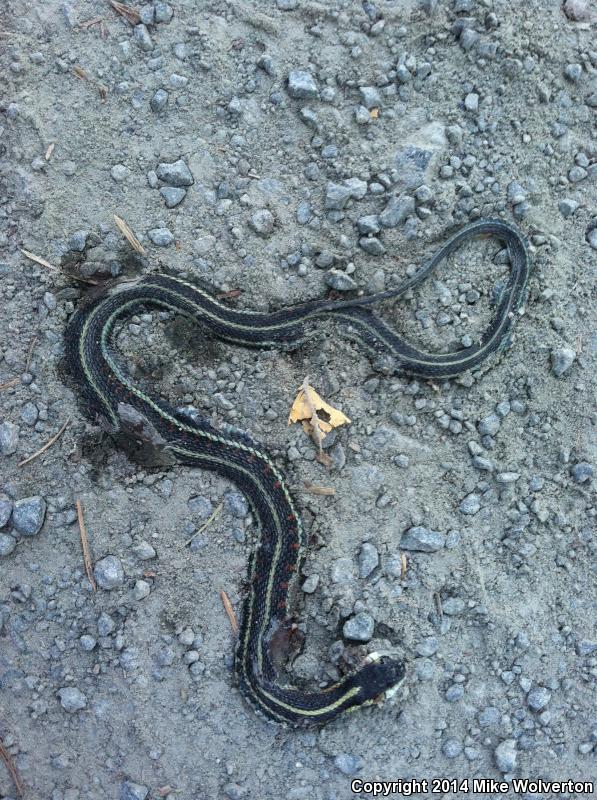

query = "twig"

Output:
[[73, 65, 88, 80], [302, 482, 335, 496], [220, 590, 238, 635], [45, 142, 55, 160], [0, 378, 19, 392], [113, 215, 146, 254], [181, 502, 223, 547], [76, 500, 97, 592], [0, 737, 23, 798], [79, 15, 104, 29], [109, 1, 141, 26], [18, 419, 70, 467]]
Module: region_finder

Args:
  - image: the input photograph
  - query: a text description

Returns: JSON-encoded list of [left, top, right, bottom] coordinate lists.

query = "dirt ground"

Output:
[[0, 1, 595, 799]]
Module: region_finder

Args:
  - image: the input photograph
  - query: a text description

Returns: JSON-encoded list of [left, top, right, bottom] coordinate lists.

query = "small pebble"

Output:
[[551, 347, 576, 377], [94, 555, 125, 590], [58, 687, 87, 713], [400, 526, 445, 552], [343, 612, 374, 642], [12, 496, 46, 536]]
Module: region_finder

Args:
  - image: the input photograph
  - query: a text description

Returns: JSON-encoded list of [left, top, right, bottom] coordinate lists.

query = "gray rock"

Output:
[[148, 228, 174, 247], [79, 634, 97, 651], [111, 164, 128, 182], [156, 159, 194, 187], [69, 230, 88, 251], [507, 181, 527, 205], [564, 63, 582, 82], [334, 753, 364, 776], [416, 637, 438, 657], [150, 89, 169, 113], [159, 187, 186, 208], [301, 574, 319, 593], [343, 612, 374, 641], [94, 555, 125, 590], [58, 686, 87, 712], [568, 166, 587, 183], [249, 209, 275, 237], [0, 533, 17, 557], [464, 92, 479, 112], [354, 105, 370, 125], [587, 228, 597, 250], [154, 3, 174, 23], [400, 526, 445, 552], [559, 198, 579, 218], [459, 494, 481, 515], [287, 70, 319, 100], [0, 494, 12, 527], [357, 215, 381, 235], [571, 462, 593, 483], [494, 739, 517, 773], [133, 24, 153, 52], [527, 686, 551, 711], [12, 496, 46, 536], [358, 542, 379, 578], [575, 639, 597, 656], [0, 421, 20, 455], [478, 413, 500, 436], [344, 177, 368, 200], [551, 347, 576, 377], [120, 782, 149, 800], [133, 579, 151, 600], [359, 236, 386, 255], [445, 684, 464, 702], [324, 182, 352, 210], [224, 490, 249, 518], [132, 541, 156, 560], [324, 270, 358, 291], [359, 86, 382, 108], [563, 0, 590, 20], [442, 738, 463, 757], [379, 194, 415, 228], [97, 611, 116, 636], [479, 706, 500, 727], [442, 597, 465, 615], [299, 106, 319, 130], [188, 495, 213, 518], [394, 146, 434, 190]]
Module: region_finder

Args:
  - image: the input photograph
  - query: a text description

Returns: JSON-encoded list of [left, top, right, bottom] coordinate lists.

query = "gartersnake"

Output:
[[65, 219, 530, 726]]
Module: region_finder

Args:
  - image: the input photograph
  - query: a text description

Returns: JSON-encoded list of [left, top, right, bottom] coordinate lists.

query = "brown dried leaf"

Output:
[[288, 377, 351, 449]]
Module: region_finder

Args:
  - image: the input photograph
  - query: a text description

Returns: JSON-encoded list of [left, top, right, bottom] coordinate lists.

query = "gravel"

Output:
[[57, 687, 87, 713], [1, 1, 593, 795], [12, 496, 46, 536], [94, 555, 125, 590]]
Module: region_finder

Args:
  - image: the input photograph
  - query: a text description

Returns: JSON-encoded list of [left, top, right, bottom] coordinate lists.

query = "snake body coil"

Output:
[[65, 220, 530, 726]]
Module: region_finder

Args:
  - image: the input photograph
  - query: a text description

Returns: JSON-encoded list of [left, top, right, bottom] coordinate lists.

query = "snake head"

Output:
[[353, 654, 406, 705]]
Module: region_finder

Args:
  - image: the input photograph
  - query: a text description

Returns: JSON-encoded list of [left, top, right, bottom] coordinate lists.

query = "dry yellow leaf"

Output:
[[288, 377, 351, 450], [370, 107, 380, 119]]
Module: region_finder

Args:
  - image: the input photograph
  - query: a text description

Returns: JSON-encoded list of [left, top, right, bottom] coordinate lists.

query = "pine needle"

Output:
[[302, 482, 335, 496], [181, 502, 223, 547], [220, 590, 238, 634], [18, 419, 70, 467], [113, 214, 146, 254], [76, 500, 97, 592]]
